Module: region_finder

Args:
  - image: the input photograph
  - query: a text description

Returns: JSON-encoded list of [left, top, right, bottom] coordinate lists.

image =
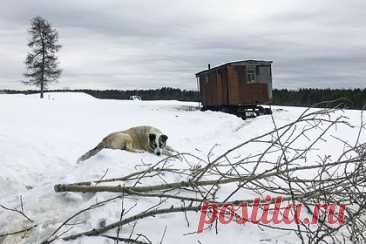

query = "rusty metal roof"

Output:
[[195, 60, 273, 76]]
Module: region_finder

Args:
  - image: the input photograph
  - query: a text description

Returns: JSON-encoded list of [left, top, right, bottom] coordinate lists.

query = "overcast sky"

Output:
[[0, 0, 365, 90]]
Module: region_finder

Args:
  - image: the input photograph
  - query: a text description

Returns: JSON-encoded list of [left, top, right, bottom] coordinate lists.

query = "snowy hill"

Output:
[[0, 93, 364, 244]]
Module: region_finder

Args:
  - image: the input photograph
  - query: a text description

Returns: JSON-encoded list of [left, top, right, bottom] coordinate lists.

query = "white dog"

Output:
[[77, 126, 178, 162]]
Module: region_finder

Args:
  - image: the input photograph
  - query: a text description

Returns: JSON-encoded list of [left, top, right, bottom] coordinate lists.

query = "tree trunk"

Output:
[[40, 80, 44, 98], [40, 35, 45, 99]]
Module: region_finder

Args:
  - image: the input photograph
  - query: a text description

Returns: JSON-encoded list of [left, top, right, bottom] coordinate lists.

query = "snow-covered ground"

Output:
[[0, 93, 365, 244]]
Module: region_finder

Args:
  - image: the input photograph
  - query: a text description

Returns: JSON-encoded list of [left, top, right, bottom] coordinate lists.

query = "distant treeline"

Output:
[[272, 88, 366, 109], [0, 87, 200, 102], [1, 87, 366, 109]]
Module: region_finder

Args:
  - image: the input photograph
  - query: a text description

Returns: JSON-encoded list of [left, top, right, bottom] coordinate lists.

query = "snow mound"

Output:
[[0, 93, 364, 243]]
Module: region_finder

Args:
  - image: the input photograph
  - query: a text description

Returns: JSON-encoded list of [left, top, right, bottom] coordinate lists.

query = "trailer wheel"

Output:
[[264, 108, 272, 115], [256, 106, 264, 116]]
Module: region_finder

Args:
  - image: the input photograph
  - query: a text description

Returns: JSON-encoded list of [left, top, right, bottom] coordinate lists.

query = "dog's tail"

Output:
[[77, 142, 104, 163]]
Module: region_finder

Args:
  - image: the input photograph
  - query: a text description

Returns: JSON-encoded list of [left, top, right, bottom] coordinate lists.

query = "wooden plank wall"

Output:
[[208, 71, 217, 106], [220, 68, 229, 105], [227, 65, 240, 105], [199, 63, 271, 107], [240, 83, 269, 104]]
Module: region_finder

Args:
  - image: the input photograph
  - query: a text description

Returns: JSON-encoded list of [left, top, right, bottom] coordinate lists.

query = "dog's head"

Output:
[[149, 133, 168, 156]]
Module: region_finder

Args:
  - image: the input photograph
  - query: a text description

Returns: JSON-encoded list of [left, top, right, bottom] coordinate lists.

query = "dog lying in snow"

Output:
[[77, 126, 178, 162]]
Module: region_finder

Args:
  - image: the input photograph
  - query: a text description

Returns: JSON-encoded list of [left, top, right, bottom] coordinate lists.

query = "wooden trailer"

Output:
[[195, 60, 273, 118]]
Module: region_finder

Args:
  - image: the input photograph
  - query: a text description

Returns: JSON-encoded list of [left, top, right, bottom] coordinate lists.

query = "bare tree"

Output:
[[24, 16, 62, 98]]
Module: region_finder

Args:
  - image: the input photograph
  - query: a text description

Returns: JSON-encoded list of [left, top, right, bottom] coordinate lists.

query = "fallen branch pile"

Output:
[[4, 102, 366, 244]]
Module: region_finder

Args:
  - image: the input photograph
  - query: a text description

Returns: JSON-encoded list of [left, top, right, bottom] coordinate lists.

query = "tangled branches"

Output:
[[33, 105, 366, 243], [0, 196, 36, 240]]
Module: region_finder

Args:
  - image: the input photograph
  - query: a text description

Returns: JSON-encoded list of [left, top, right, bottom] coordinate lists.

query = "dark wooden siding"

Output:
[[239, 83, 269, 104], [218, 68, 228, 105], [216, 70, 223, 105], [198, 63, 271, 107], [227, 65, 240, 105]]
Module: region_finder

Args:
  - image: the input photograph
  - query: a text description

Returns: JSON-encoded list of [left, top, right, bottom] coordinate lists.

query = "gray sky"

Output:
[[0, 0, 365, 90]]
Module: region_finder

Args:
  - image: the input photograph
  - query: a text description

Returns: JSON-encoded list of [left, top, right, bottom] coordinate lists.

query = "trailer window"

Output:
[[247, 70, 256, 83]]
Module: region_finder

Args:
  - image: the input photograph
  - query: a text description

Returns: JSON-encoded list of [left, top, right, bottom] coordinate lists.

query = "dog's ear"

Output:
[[160, 134, 168, 143], [149, 133, 156, 142]]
